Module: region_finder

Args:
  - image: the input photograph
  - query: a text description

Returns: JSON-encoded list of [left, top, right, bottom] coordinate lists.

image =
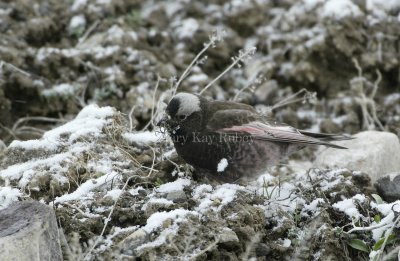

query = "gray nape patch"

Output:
[[174, 93, 201, 116]]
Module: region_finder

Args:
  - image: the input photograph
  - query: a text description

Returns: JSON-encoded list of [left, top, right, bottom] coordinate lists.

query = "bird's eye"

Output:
[[178, 115, 187, 121]]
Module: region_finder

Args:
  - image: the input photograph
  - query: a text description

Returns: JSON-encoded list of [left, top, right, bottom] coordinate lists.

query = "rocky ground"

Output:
[[0, 0, 400, 260]]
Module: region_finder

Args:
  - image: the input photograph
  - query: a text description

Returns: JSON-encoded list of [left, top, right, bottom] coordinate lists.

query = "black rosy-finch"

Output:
[[158, 92, 350, 182]]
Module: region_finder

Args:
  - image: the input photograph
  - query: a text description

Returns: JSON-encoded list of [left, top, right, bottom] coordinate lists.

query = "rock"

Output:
[[166, 190, 187, 203], [0, 201, 62, 261], [254, 80, 279, 104], [255, 243, 271, 257], [374, 173, 400, 202], [119, 228, 148, 251], [314, 131, 400, 182], [219, 228, 239, 244]]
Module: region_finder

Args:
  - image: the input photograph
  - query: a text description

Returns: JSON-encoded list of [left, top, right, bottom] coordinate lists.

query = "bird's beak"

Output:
[[157, 114, 169, 127]]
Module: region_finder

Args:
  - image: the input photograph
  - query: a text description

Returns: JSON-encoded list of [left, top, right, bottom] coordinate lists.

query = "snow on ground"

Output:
[[54, 171, 119, 204], [69, 15, 86, 31], [36, 45, 121, 62], [370, 200, 400, 241], [302, 198, 325, 217], [123, 131, 162, 146], [321, 0, 363, 19], [42, 83, 76, 97], [8, 104, 114, 151], [1, 104, 399, 257], [0, 104, 129, 204], [154, 178, 190, 193], [137, 209, 198, 251], [333, 194, 367, 219], [0, 187, 22, 210], [71, 0, 87, 11], [175, 18, 199, 39], [194, 183, 242, 213], [141, 198, 174, 212]]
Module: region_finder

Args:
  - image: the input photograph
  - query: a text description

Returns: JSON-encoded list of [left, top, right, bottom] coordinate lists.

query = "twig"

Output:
[[128, 105, 136, 132], [172, 30, 225, 96], [82, 172, 139, 260], [150, 75, 161, 128], [0, 122, 17, 140], [14, 126, 46, 137], [63, 202, 100, 218], [76, 82, 88, 107], [352, 58, 363, 78], [141, 75, 163, 131], [146, 145, 157, 178], [271, 88, 314, 111], [199, 47, 256, 95], [233, 84, 252, 101], [1, 61, 31, 77], [370, 69, 382, 99], [188, 238, 219, 260], [12, 116, 67, 133], [345, 220, 392, 234], [376, 214, 400, 261], [77, 20, 100, 46]]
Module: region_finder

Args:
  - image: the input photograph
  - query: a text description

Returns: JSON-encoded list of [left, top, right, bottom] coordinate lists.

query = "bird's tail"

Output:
[[299, 130, 353, 141], [298, 130, 354, 149]]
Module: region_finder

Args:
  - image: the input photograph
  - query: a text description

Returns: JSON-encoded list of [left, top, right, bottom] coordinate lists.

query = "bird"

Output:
[[158, 92, 351, 182]]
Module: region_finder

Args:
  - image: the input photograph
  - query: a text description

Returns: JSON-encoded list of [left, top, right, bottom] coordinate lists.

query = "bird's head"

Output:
[[158, 92, 204, 136]]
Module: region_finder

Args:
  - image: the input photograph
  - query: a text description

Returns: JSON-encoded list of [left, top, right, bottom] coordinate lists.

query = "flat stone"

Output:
[[314, 131, 400, 182], [0, 201, 62, 261]]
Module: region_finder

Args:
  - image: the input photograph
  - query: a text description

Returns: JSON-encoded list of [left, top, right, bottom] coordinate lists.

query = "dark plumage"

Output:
[[159, 92, 351, 182]]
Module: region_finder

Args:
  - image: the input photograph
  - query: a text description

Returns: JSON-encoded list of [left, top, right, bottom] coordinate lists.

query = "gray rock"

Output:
[[374, 173, 400, 202], [120, 228, 148, 250], [0, 201, 62, 261], [219, 228, 239, 244], [314, 131, 400, 182], [166, 190, 187, 203]]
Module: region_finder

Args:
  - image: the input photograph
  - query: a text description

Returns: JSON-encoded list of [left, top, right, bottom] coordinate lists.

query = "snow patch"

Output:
[[0, 187, 21, 210], [142, 198, 174, 211], [36, 46, 120, 62], [107, 25, 124, 41], [156, 178, 191, 193], [333, 194, 366, 219], [195, 184, 241, 213], [42, 83, 75, 97], [123, 131, 161, 146], [282, 238, 291, 247], [69, 15, 86, 30], [303, 198, 325, 215], [0, 152, 71, 182], [105, 189, 123, 201], [176, 18, 199, 39], [129, 186, 145, 196], [321, 0, 363, 19], [54, 171, 119, 204], [137, 209, 197, 250], [71, 0, 87, 11]]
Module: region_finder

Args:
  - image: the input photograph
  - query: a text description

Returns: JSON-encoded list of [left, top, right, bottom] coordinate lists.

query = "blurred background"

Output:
[[0, 0, 399, 144]]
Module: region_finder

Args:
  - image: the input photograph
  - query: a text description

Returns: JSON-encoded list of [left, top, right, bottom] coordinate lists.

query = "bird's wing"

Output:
[[215, 120, 348, 149], [206, 109, 260, 130]]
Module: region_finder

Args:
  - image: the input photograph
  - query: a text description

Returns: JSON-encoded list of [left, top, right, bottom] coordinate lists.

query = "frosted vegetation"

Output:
[[0, 0, 399, 260]]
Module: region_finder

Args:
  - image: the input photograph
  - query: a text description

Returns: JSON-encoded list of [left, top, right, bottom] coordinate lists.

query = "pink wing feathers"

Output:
[[219, 121, 347, 149]]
